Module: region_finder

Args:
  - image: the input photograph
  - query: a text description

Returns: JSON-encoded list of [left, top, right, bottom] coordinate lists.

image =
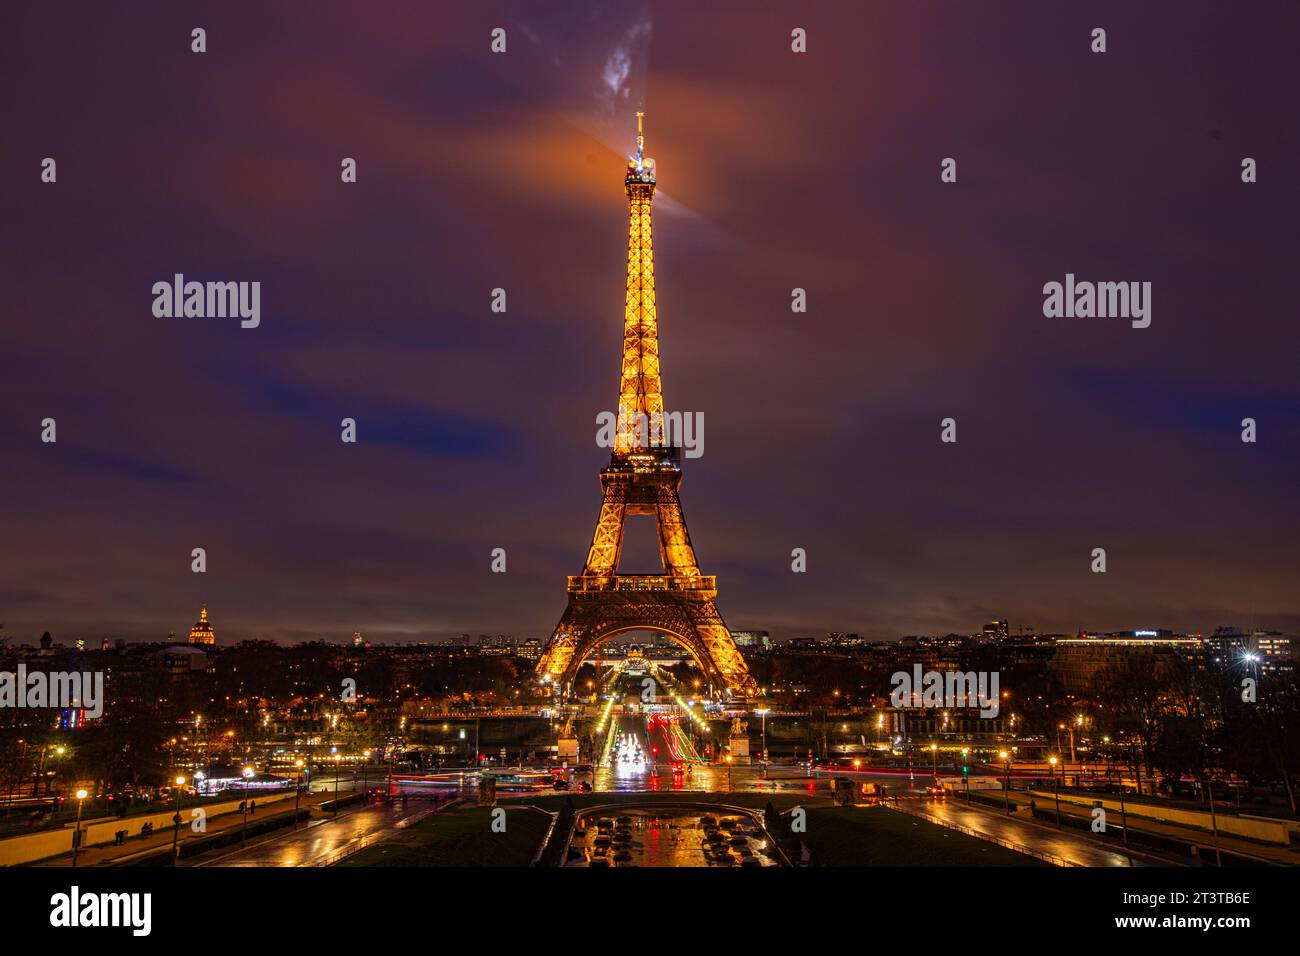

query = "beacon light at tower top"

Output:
[[626, 110, 655, 183]]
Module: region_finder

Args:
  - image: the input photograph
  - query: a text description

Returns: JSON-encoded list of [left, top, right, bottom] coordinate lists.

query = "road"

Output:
[[192, 798, 441, 867], [892, 789, 1148, 866], [819, 768, 1177, 866]]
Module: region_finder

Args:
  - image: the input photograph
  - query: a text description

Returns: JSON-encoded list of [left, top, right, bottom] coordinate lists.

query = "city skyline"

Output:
[[3, 2, 1298, 647]]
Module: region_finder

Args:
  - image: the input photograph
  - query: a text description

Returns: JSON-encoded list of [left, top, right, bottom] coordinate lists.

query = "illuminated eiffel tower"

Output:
[[536, 114, 758, 699]]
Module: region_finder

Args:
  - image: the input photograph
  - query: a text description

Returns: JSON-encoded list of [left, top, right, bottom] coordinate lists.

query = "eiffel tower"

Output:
[[536, 114, 758, 700]]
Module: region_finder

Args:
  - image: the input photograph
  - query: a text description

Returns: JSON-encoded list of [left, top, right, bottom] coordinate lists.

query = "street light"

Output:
[[961, 748, 970, 801], [333, 754, 341, 813], [1000, 751, 1012, 812], [240, 766, 254, 848], [930, 743, 938, 781], [53, 745, 66, 795], [171, 775, 186, 859], [293, 759, 305, 829], [1049, 757, 1061, 828], [725, 754, 733, 794], [72, 789, 88, 867]]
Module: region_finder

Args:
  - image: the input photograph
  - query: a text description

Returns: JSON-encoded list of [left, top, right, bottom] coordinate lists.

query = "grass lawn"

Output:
[[338, 806, 551, 867], [796, 806, 1049, 867]]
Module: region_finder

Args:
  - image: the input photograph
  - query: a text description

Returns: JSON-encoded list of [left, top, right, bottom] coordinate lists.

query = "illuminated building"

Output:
[[188, 606, 216, 645], [731, 630, 771, 650], [982, 619, 1009, 642], [536, 114, 758, 698], [1049, 629, 1200, 694]]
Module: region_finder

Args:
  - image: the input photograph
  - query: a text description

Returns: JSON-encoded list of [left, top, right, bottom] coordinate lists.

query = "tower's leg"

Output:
[[583, 494, 626, 578], [655, 490, 703, 581], [687, 612, 759, 698]]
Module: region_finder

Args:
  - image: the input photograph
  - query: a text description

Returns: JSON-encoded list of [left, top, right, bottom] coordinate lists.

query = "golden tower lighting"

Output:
[[536, 114, 758, 699]]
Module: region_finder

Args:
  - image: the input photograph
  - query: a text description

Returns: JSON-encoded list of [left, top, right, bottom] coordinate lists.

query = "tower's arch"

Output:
[[552, 624, 722, 696]]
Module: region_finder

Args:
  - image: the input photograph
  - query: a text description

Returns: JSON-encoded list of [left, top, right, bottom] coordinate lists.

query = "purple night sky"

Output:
[[2, 1, 1298, 645]]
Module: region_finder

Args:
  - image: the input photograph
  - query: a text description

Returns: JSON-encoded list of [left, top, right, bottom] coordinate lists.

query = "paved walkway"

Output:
[[192, 799, 445, 867]]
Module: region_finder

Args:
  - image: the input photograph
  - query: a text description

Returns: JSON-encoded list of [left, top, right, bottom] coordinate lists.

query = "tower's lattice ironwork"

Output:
[[536, 115, 759, 699]]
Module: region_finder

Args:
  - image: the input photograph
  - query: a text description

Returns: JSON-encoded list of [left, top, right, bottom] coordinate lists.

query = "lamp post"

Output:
[[1207, 778, 1223, 867], [240, 766, 254, 848], [1049, 757, 1061, 828], [930, 743, 938, 782], [71, 789, 88, 867], [725, 754, 733, 794], [961, 748, 970, 801], [1119, 782, 1130, 848], [755, 708, 769, 778], [362, 749, 371, 796], [1000, 751, 1011, 812], [35, 743, 61, 797], [333, 754, 341, 814], [293, 759, 305, 829], [52, 745, 66, 796], [171, 775, 186, 859]]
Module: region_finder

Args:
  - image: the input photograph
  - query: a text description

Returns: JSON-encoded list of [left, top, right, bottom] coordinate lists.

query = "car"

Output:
[[925, 784, 947, 798], [552, 778, 570, 790]]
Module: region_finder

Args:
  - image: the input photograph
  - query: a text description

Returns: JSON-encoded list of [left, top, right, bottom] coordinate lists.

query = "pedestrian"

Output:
[[249, 800, 256, 814]]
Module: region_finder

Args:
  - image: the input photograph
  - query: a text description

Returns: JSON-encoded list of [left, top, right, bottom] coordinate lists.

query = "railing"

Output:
[[567, 574, 715, 592]]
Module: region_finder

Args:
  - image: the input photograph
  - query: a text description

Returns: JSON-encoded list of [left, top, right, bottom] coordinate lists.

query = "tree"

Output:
[[1100, 652, 1170, 794]]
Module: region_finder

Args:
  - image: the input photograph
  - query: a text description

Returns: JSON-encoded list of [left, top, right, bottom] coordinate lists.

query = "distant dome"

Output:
[[188, 606, 216, 645]]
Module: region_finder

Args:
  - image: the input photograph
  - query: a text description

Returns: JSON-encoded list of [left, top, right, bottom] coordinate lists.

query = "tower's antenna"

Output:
[[636, 111, 645, 165]]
